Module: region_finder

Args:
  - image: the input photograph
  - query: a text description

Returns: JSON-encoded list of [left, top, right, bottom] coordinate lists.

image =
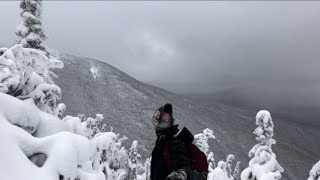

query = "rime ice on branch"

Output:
[[241, 110, 284, 180]]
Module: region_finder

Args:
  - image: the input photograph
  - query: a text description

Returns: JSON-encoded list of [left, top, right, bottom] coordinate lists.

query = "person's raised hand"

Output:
[[165, 169, 187, 180]]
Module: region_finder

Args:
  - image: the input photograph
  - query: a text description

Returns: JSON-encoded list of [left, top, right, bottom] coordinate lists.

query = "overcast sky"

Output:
[[1, 1, 320, 107]]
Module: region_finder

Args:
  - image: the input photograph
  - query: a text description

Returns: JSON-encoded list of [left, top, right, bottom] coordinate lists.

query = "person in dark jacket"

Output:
[[150, 103, 195, 180]]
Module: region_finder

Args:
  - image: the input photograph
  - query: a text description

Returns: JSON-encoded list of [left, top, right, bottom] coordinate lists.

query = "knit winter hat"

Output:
[[152, 103, 174, 131]]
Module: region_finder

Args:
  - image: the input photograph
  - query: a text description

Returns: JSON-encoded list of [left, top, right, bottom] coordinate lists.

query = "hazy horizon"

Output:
[[1, 1, 320, 108]]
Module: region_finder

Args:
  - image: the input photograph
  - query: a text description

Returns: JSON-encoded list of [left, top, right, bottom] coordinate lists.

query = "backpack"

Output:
[[188, 142, 209, 180], [162, 140, 209, 180]]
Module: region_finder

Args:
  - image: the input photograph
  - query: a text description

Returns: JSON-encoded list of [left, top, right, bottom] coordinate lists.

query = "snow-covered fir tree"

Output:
[[0, 44, 63, 114], [208, 154, 240, 180], [194, 128, 216, 155], [194, 128, 239, 180], [0, 0, 66, 116], [80, 114, 105, 139], [128, 140, 142, 180], [210, 160, 230, 180], [226, 154, 235, 178], [16, 0, 48, 53], [141, 157, 151, 180], [233, 162, 241, 180], [208, 152, 216, 172], [241, 110, 284, 180], [308, 160, 320, 180]]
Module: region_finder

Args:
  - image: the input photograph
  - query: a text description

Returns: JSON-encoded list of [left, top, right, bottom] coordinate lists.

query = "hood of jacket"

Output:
[[174, 127, 194, 142]]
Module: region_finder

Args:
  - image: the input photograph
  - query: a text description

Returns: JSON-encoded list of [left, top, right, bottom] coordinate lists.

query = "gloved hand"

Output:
[[165, 169, 188, 180]]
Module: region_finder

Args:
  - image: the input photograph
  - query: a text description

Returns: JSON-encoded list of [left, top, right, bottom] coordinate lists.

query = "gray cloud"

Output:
[[1, 1, 320, 107]]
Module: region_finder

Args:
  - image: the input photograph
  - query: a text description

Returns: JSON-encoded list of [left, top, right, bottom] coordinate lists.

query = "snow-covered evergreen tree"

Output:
[[208, 152, 216, 172], [0, 44, 63, 114], [241, 110, 284, 180], [194, 128, 216, 155], [79, 114, 106, 139], [142, 157, 151, 180], [128, 140, 142, 180], [92, 132, 129, 180], [233, 162, 241, 180], [308, 160, 320, 180], [226, 154, 235, 178], [210, 161, 229, 180], [208, 154, 240, 180], [195, 128, 219, 180], [16, 0, 48, 53], [0, 0, 65, 115]]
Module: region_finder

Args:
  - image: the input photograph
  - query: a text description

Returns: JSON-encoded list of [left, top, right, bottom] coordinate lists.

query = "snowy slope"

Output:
[[53, 54, 320, 180]]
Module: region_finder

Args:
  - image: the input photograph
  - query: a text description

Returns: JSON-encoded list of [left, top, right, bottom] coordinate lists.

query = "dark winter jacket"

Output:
[[151, 125, 194, 180]]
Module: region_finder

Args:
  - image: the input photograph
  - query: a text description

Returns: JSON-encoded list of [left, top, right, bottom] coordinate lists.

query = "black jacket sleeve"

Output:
[[170, 138, 192, 179]]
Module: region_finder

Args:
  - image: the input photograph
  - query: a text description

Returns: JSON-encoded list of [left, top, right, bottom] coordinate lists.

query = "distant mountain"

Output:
[[194, 87, 320, 125], [53, 54, 320, 180]]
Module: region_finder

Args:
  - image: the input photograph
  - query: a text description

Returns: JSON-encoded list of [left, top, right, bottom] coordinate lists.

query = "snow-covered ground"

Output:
[[0, 89, 140, 180]]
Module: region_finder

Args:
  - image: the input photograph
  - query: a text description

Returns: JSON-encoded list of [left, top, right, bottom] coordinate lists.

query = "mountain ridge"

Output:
[[53, 53, 320, 180]]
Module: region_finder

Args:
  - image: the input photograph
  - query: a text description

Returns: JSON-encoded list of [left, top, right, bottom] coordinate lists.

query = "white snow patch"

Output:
[[308, 160, 320, 180], [90, 67, 99, 79]]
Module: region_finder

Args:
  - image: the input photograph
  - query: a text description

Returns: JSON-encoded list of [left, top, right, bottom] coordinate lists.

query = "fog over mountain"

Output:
[[1, 1, 320, 111]]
